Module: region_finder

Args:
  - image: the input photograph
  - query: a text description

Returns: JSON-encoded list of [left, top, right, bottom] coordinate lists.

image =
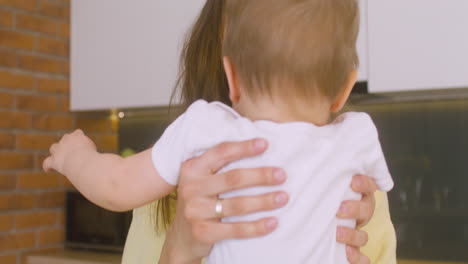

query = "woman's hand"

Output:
[[159, 139, 289, 264], [336, 174, 378, 264]]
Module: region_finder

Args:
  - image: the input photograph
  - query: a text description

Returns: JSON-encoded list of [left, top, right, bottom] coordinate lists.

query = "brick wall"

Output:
[[0, 1, 118, 263]]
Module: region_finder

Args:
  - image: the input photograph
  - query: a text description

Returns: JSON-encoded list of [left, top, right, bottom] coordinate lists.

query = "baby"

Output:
[[44, 0, 393, 263]]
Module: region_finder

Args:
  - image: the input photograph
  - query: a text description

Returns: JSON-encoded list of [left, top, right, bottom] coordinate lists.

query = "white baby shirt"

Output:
[[151, 100, 394, 264]]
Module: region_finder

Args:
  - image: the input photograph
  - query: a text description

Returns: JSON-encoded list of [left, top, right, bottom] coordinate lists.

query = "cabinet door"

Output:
[[368, 1, 468, 93], [71, 0, 205, 111]]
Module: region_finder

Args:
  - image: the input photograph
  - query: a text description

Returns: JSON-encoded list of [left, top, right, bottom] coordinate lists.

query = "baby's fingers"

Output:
[[49, 143, 58, 155], [42, 156, 55, 172]]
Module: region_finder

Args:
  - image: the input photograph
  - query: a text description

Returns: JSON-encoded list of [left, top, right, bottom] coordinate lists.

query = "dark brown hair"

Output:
[[153, 0, 228, 232], [223, 0, 359, 101], [173, 0, 229, 108]]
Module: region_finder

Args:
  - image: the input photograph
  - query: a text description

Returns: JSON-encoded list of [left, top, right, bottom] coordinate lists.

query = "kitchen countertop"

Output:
[[399, 260, 468, 264], [27, 250, 121, 264]]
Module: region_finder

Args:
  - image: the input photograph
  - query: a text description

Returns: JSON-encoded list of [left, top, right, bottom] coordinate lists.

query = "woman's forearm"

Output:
[[159, 229, 203, 264]]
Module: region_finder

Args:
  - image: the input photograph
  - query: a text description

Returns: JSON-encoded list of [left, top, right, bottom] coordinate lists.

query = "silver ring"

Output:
[[215, 198, 224, 218]]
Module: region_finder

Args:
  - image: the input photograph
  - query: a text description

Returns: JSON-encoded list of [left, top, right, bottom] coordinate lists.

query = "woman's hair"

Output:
[[173, 0, 229, 108], [152, 0, 228, 232]]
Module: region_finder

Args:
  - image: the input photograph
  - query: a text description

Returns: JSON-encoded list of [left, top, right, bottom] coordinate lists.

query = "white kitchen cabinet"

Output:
[[71, 0, 205, 111], [367, 1, 468, 93], [71, 0, 370, 110], [356, 0, 368, 82]]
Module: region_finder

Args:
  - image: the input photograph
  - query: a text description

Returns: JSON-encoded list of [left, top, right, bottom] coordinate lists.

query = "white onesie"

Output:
[[151, 100, 394, 264]]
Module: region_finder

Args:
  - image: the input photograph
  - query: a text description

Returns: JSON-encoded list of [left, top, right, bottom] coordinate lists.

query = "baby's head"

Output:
[[222, 0, 359, 115]]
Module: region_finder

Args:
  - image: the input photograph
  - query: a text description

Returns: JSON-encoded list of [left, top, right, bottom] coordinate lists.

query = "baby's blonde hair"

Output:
[[223, 0, 360, 101]]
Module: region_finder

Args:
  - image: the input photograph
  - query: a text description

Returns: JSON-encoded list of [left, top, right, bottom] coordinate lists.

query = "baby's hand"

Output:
[[43, 129, 97, 175]]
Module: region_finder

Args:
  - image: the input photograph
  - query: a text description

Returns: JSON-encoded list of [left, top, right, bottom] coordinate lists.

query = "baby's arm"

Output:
[[43, 129, 175, 212]]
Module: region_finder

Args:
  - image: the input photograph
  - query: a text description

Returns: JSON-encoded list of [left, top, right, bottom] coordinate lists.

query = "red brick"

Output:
[[0, 111, 13, 128], [16, 95, 58, 112], [0, 111, 32, 129], [37, 191, 65, 208], [59, 0, 70, 5], [57, 22, 69, 38], [0, 214, 14, 232], [33, 114, 73, 130], [0, 29, 34, 50], [18, 54, 62, 74], [0, 70, 35, 90], [0, 173, 16, 190], [0, 9, 13, 27], [60, 61, 69, 76], [34, 153, 49, 170], [92, 135, 118, 152], [37, 0, 70, 20], [38, 78, 69, 94], [58, 175, 74, 189], [16, 133, 57, 151], [56, 210, 65, 225], [13, 112, 33, 129], [0, 232, 35, 251], [0, 132, 14, 149], [0, 92, 14, 108], [0, 254, 16, 264], [0, 193, 36, 210], [15, 211, 57, 229], [16, 14, 62, 36], [0, 152, 33, 170], [57, 96, 70, 112], [0, 0, 36, 11], [0, 49, 17, 67], [36, 36, 69, 57], [37, 228, 64, 245], [17, 172, 60, 189]]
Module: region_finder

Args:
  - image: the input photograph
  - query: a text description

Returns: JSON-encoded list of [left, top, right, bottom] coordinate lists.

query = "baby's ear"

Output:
[[330, 70, 357, 113], [223, 57, 241, 103]]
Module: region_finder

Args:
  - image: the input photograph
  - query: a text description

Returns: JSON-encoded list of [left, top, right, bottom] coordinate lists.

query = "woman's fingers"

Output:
[[336, 196, 374, 226], [351, 174, 377, 195], [192, 218, 278, 244], [184, 192, 289, 220], [338, 175, 377, 227], [336, 227, 368, 247], [205, 167, 287, 196], [346, 246, 371, 264], [197, 139, 269, 174], [222, 192, 289, 217]]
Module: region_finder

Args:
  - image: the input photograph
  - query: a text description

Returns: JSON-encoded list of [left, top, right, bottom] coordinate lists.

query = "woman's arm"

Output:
[[361, 191, 397, 264], [43, 130, 175, 212], [159, 139, 288, 264]]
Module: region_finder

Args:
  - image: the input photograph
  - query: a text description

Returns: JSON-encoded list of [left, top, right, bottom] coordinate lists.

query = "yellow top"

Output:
[[122, 191, 396, 263], [361, 191, 397, 264]]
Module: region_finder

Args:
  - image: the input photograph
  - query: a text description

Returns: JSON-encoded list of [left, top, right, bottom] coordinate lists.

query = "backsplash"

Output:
[[119, 98, 468, 262], [355, 99, 468, 261]]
